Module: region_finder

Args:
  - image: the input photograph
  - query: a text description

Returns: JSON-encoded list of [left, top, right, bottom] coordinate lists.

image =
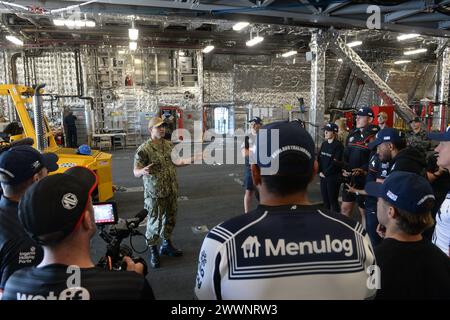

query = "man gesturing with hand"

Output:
[[134, 117, 188, 269]]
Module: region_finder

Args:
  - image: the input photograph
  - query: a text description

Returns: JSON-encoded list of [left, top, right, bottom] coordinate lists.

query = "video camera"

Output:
[[94, 202, 149, 275]]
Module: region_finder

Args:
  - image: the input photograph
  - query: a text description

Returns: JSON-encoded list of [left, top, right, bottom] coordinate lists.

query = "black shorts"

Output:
[[244, 166, 254, 191], [342, 187, 366, 209]]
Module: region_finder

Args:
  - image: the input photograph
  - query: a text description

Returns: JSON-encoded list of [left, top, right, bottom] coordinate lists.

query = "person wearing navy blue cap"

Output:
[[0, 145, 59, 296], [368, 127, 426, 176], [365, 171, 450, 299], [428, 125, 450, 256], [242, 117, 263, 213], [318, 123, 344, 213], [341, 106, 376, 223], [2, 166, 154, 300], [195, 121, 376, 299]]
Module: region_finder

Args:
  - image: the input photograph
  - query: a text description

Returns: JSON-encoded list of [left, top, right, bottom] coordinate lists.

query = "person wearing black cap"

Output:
[[406, 117, 431, 155], [341, 107, 375, 222], [368, 127, 426, 176], [0, 145, 58, 296], [242, 116, 263, 213], [318, 123, 344, 213], [2, 167, 155, 300], [194, 121, 376, 299], [365, 171, 450, 299], [429, 126, 450, 257]]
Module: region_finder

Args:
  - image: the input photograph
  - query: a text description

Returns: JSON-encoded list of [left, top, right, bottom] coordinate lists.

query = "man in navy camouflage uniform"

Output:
[[134, 117, 185, 269], [406, 117, 431, 155]]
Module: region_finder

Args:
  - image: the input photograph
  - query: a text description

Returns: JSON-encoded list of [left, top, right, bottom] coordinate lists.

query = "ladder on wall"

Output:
[[122, 89, 141, 147]]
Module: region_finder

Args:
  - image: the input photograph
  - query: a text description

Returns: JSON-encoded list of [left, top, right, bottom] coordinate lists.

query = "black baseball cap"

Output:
[[323, 123, 339, 133], [255, 120, 315, 175], [365, 171, 435, 214], [19, 166, 98, 245], [0, 145, 58, 185], [249, 117, 263, 125]]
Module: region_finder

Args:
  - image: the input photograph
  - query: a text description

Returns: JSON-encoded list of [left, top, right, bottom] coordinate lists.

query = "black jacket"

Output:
[[389, 147, 427, 176], [0, 197, 43, 289], [318, 139, 344, 177]]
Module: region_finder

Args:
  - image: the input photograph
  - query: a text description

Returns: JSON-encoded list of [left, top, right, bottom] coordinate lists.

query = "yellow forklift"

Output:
[[0, 84, 113, 201]]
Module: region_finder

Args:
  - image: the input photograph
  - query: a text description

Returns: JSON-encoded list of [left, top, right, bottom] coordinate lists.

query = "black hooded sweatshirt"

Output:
[[389, 147, 427, 176]]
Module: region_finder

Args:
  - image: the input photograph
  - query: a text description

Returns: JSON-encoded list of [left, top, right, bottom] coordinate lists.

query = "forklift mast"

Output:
[[0, 84, 114, 201]]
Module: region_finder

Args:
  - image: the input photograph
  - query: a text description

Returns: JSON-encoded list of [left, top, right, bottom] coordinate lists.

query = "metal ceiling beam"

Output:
[[332, 1, 429, 15], [394, 12, 450, 23], [6, 0, 450, 37], [59, 0, 450, 37], [328, 32, 416, 122], [383, 0, 450, 22], [261, 0, 277, 6], [385, 9, 424, 23], [19, 26, 307, 44], [439, 20, 450, 29], [298, 0, 319, 14], [323, 1, 350, 14]]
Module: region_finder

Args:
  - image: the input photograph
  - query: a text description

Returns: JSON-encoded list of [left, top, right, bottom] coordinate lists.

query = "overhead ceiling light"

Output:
[[346, 41, 362, 48], [394, 60, 411, 65], [404, 48, 427, 55], [6, 35, 23, 46], [85, 20, 96, 28], [118, 50, 125, 55], [129, 41, 137, 51], [129, 28, 139, 41], [246, 36, 264, 47], [64, 20, 76, 28], [74, 20, 86, 28], [202, 45, 215, 53], [397, 33, 420, 41], [338, 58, 343, 62], [281, 50, 297, 58], [233, 22, 250, 31], [53, 19, 65, 26], [134, 58, 141, 64]]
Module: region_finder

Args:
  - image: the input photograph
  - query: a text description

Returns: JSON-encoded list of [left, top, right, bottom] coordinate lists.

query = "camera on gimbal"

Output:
[[93, 202, 149, 275]]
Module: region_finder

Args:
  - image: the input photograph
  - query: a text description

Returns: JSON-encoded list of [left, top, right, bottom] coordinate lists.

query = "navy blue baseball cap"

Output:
[[368, 127, 404, 150], [254, 120, 315, 175], [249, 117, 263, 125], [323, 123, 338, 133], [428, 125, 450, 141], [19, 166, 98, 245], [365, 171, 435, 214], [0, 145, 59, 185], [356, 107, 374, 118]]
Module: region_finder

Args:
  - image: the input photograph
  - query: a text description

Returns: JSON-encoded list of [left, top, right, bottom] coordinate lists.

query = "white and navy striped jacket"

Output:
[[195, 204, 376, 300]]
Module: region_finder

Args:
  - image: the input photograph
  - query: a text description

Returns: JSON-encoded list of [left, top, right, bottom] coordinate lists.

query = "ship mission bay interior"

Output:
[[0, 0, 449, 302]]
